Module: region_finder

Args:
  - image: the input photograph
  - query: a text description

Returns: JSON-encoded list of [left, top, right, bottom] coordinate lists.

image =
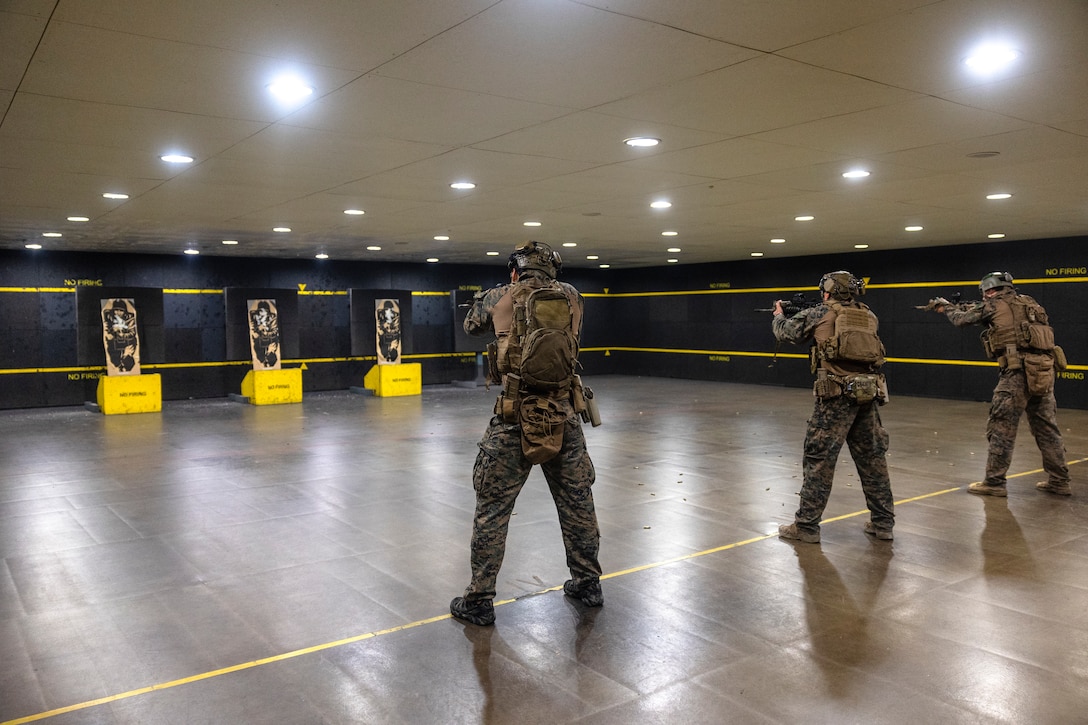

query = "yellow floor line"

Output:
[[5, 457, 1085, 725]]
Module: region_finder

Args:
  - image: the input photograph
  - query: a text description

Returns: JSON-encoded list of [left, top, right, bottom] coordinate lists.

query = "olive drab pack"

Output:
[[816, 300, 886, 370], [493, 280, 579, 391]]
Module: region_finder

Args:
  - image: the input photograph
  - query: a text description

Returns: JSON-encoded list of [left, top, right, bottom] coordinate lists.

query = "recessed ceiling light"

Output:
[[650, 200, 672, 209], [103, 192, 128, 199], [67, 216, 89, 222], [486, 251, 500, 256], [795, 215, 814, 222], [25, 243, 42, 250], [770, 238, 786, 244], [450, 182, 476, 190], [661, 231, 678, 236], [160, 154, 193, 164], [523, 221, 542, 227], [667, 259, 678, 264], [221, 240, 238, 245], [366, 245, 382, 251], [427, 258, 440, 263], [267, 75, 314, 102], [586, 255, 599, 260], [315, 253, 329, 259], [42, 232, 62, 238], [964, 44, 1020, 73], [434, 235, 450, 241], [905, 225, 924, 232], [273, 227, 291, 232], [855, 244, 870, 249], [988, 233, 1006, 239], [624, 137, 660, 147], [183, 248, 200, 255], [986, 193, 1013, 200], [562, 242, 577, 247], [667, 247, 681, 253], [599, 264, 610, 268], [344, 209, 365, 215], [750, 252, 764, 257], [842, 170, 870, 179]]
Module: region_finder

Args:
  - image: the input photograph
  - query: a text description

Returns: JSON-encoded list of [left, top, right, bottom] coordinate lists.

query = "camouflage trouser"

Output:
[[795, 395, 894, 535], [463, 415, 601, 602], [984, 369, 1069, 487]]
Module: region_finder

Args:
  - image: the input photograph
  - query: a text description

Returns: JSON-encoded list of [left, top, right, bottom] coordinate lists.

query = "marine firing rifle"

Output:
[[914, 292, 966, 311], [755, 292, 820, 317]]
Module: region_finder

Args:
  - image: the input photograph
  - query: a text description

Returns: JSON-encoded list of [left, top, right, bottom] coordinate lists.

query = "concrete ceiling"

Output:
[[2, 0, 1086, 269]]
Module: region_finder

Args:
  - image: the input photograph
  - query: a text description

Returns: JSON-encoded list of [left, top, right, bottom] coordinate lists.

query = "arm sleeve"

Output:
[[944, 301, 987, 328], [463, 286, 506, 337], [772, 305, 823, 345]]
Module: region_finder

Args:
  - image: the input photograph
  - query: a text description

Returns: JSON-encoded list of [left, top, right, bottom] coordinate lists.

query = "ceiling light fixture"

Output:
[[102, 192, 129, 199], [586, 255, 599, 260], [905, 225, 923, 232], [25, 243, 42, 250], [486, 251, 500, 256], [667, 259, 678, 264], [562, 242, 577, 248], [450, 182, 476, 190], [964, 43, 1020, 73], [650, 200, 672, 209], [523, 221, 541, 227], [986, 193, 1013, 200], [624, 137, 660, 147], [795, 215, 814, 221], [988, 233, 1006, 239], [42, 232, 62, 238], [770, 238, 785, 244], [666, 247, 681, 253], [854, 244, 870, 249], [344, 209, 365, 215], [842, 170, 870, 179], [267, 75, 314, 102], [661, 231, 678, 236], [426, 258, 440, 263], [366, 245, 381, 251], [315, 253, 329, 260], [273, 227, 291, 233], [160, 154, 194, 164], [183, 248, 200, 255], [750, 252, 764, 257], [67, 216, 89, 222], [434, 235, 450, 241], [599, 264, 610, 269], [221, 240, 238, 245]]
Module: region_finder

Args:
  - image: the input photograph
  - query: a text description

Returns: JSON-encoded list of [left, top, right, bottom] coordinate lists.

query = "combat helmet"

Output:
[[819, 270, 864, 300], [509, 240, 562, 278], [979, 271, 1014, 292]]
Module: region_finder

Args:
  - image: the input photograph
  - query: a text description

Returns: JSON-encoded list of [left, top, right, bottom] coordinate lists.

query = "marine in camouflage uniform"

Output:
[[772, 271, 894, 543], [450, 242, 602, 626], [929, 272, 1070, 496]]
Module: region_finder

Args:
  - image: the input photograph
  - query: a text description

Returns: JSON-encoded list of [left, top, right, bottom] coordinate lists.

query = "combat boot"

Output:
[[450, 597, 495, 626], [563, 579, 604, 607], [967, 482, 1007, 497], [1035, 481, 1072, 496], [863, 521, 893, 540], [778, 523, 820, 543]]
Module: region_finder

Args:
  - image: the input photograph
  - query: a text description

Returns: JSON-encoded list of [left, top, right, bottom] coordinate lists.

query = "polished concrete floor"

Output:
[[1, 376, 1087, 724]]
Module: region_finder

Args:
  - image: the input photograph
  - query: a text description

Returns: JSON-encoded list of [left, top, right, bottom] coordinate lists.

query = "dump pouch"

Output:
[[519, 394, 566, 464], [1023, 353, 1055, 396]]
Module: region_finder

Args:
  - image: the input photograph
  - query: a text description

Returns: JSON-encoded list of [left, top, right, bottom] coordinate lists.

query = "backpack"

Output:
[[498, 281, 579, 391], [817, 300, 886, 369]]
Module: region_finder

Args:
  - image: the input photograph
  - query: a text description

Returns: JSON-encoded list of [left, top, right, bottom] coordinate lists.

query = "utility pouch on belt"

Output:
[[844, 373, 880, 405], [519, 394, 566, 464], [1053, 345, 1068, 372], [496, 374, 521, 423], [813, 369, 842, 399], [1023, 353, 1055, 396], [1003, 344, 1021, 370]]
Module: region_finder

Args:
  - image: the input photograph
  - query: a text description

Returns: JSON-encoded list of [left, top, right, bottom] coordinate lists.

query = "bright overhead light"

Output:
[[666, 247, 681, 253], [842, 169, 870, 179], [25, 243, 42, 250], [795, 215, 814, 222], [562, 242, 577, 247], [102, 192, 128, 199], [221, 240, 238, 245], [770, 238, 786, 244], [160, 154, 193, 164], [650, 200, 672, 209], [315, 253, 329, 260], [273, 227, 291, 233], [964, 43, 1020, 73], [486, 251, 500, 256], [450, 181, 476, 190], [344, 209, 365, 215], [434, 235, 450, 241], [586, 255, 599, 260], [183, 248, 200, 255], [661, 231, 678, 236], [986, 193, 1013, 200], [988, 233, 1006, 239], [67, 216, 89, 222], [598, 264, 610, 269], [750, 252, 764, 257], [426, 258, 440, 263], [42, 232, 62, 238], [667, 259, 678, 264], [366, 245, 381, 251], [905, 225, 924, 232], [624, 137, 660, 147], [855, 244, 870, 249], [523, 221, 542, 227], [267, 75, 314, 102]]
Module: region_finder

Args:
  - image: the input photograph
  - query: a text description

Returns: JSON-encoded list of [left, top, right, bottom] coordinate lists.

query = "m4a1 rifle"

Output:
[[915, 292, 964, 311], [756, 292, 819, 316]]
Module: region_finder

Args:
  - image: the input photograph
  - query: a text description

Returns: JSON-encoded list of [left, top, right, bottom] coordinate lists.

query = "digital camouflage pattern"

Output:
[[944, 288, 1069, 488], [459, 268, 601, 603], [774, 300, 894, 536]]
